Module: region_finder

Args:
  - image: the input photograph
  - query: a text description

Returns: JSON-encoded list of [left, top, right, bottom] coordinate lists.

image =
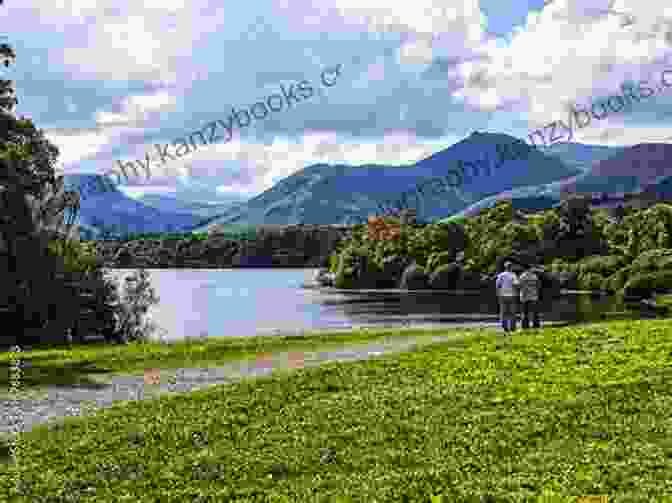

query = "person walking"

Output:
[[496, 261, 519, 333], [519, 265, 542, 329]]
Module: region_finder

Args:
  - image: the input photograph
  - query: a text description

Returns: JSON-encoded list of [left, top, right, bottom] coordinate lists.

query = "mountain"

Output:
[[558, 143, 672, 195], [444, 142, 672, 220], [135, 193, 244, 218], [62, 174, 210, 239], [537, 142, 625, 172], [195, 132, 581, 229]]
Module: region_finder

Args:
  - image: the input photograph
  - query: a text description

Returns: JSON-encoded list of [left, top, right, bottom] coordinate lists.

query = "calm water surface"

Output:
[[107, 268, 639, 342]]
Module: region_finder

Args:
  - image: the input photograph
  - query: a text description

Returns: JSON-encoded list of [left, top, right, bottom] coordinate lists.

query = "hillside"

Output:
[[195, 132, 580, 229], [63, 174, 210, 238], [538, 142, 625, 172]]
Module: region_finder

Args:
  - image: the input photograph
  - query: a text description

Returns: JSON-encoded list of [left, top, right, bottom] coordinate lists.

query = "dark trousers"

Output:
[[521, 300, 541, 329], [499, 297, 517, 332]]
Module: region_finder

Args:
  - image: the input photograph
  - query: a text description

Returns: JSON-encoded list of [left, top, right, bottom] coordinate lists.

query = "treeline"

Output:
[[327, 197, 672, 299], [85, 225, 262, 243]]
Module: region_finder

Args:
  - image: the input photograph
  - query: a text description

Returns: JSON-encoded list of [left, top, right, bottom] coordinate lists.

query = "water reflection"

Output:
[[107, 269, 647, 342]]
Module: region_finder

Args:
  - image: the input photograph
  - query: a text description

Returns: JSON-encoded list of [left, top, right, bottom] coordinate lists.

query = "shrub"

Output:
[[623, 270, 672, 298], [334, 245, 369, 289], [328, 253, 340, 274], [548, 260, 579, 276], [576, 255, 626, 277], [48, 239, 102, 274], [603, 266, 632, 294], [630, 248, 672, 274], [577, 272, 605, 291], [426, 251, 454, 274]]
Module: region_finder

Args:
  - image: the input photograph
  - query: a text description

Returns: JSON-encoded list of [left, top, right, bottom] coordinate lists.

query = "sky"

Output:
[[1, 0, 671, 202]]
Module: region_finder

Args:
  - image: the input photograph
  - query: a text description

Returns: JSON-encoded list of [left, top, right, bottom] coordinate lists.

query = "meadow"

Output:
[[1, 319, 671, 502]]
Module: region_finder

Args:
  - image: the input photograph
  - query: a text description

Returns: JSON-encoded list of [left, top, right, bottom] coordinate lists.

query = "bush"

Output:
[[426, 251, 454, 274], [630, 248, 672, 274], [576, 255, 626, 277], [577, 272, 606, 291], [603, 266, 632, 294], [328, 253, 340, 274], [548, 260, 580, 276], [623, 270, 672, 298], [334, 245, 370, 289]]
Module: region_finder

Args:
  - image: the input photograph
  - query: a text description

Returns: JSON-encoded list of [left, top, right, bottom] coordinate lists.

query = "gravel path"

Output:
[[0, 329, 476, 437]]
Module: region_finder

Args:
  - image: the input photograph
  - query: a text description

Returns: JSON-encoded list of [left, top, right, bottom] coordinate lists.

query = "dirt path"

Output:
[[0, 329, 480, 437]]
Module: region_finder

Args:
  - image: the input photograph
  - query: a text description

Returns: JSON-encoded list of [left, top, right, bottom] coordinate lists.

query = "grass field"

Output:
[[1, 319, 671, 502]]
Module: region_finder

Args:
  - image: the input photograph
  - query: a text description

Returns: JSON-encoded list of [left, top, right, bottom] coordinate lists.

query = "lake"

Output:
[[106, 268, 641, 342]]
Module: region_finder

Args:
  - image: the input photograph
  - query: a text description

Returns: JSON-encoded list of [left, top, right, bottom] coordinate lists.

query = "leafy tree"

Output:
[[0, 15, 126, 346]]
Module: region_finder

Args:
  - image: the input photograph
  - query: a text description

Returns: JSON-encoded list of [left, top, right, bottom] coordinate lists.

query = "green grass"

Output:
[[1, 319, 672, 502], [0, 327, 454, 395]]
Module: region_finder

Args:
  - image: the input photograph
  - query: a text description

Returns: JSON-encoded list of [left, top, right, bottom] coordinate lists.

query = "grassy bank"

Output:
[[1, 319, 671, 502], [0, 327, 461, 395]]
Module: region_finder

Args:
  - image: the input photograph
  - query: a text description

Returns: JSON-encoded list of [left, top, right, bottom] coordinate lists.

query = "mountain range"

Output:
[[64, 134, 672, 237], [447, 141, 672, 220], [62, 174, 222, 239], [194, 132, 582, 229]]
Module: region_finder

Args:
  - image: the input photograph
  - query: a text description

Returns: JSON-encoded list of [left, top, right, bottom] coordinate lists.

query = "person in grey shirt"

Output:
[[496, 261, 519, 333], [519, 265, 541, 329]]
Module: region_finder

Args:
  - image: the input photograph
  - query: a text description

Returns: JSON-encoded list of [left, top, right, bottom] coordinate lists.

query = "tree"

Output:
[[0, 9, 88, 345]]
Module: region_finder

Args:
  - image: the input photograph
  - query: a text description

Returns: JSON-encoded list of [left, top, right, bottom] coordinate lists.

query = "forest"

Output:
[[327, 197, 672, 300]]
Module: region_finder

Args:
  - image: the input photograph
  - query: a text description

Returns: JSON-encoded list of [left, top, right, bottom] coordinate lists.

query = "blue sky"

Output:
[[1, 0, 671, 201]]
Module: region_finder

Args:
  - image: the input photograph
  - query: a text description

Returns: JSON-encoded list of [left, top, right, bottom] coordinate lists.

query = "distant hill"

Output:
[[195, 132, 581, 230], [63, 174, 211, 239], [136, 193, 244, 218], [559, 143, 672, 195], [538, 142, 625, 172], [443, 142, 672, 221]]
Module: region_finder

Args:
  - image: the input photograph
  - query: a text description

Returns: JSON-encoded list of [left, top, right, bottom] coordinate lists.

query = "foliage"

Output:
[[576, 272, 606, 291], [623, 269, 672, 298], [112, 269, 160, 343], [605, 204, 672, 258], [0, 25, 92, 345], [462, 202, 541, 273], [47, 239, 101, 274], [122, 231, 210, 242], [602, 266, 632, 294], [426, 250, 454, 274], [328, 253, 340, 274], [629, 248, 672, 274], [576, 254, 626, 278], [329, 215, 467, 282]]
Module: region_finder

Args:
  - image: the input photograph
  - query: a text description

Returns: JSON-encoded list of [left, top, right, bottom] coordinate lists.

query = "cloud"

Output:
[[95, 91, 177, 126], [451, 0, 672, 132]]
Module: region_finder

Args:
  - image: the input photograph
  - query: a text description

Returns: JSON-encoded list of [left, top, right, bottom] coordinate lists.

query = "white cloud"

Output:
[[95, 91, 177, 126], [46, 130, 110, 170], [451, 0, 672, 132], [19, 0, 226, 83]]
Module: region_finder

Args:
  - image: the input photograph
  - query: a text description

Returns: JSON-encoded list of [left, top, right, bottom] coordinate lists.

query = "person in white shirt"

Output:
[[519, 265, 541, 329], [496, 261, 519, 332]]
